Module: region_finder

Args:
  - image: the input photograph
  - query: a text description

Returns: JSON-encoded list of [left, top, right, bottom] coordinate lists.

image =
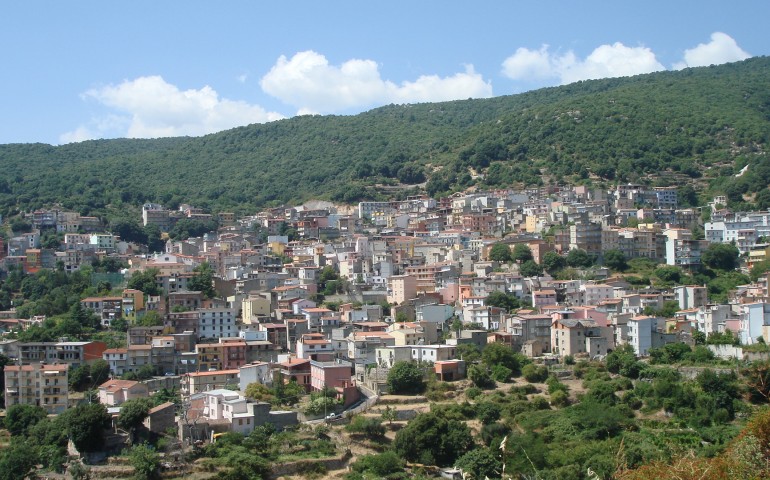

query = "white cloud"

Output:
[[501, 45, 560, 81], [60, 75, 283, 143], [502, 43, 663, 85], [561, 43, 664, 84], [674, 32, 750, 69], [59, 126, 95, 144], [260, 50, 492, 114]]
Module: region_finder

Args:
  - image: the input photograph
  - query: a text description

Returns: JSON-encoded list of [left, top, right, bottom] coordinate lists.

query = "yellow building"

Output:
[[748, 244, 770, 269], [242, 294, 272, 324], [4, 363, 68, 414], [122, 289, 145, 323]]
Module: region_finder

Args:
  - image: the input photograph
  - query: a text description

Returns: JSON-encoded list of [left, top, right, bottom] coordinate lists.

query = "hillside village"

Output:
[[2, 183, 770, 477]]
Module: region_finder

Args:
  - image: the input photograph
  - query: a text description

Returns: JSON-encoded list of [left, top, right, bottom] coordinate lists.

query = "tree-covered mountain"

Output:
[[1, 57, 769, 218]]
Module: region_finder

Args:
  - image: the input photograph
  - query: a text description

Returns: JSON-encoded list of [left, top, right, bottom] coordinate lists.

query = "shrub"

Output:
[[477, 402, 502, 425], [546, 376, 569, 395], [455, 448, 503, 480], [387, 362, 425, 394], [510, 384, 539, 396], [466, 386, 482, 400], [349, 451, 404, 478], [522, 364, 549, 383], [530, 396, 551, 410], [480, 422, 511, 447], [550, 390, 570, 407], [469, 365, 496, 389], [345, 416, 385, 439], [491, 364, 513, 383]]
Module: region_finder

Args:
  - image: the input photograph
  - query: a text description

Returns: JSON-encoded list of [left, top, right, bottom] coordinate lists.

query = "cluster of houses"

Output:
[[3, 184, 770, 440]]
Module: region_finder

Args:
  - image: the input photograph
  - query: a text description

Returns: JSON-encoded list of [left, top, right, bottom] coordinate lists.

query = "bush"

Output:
[[349, 451, 404, 478], [546, 376, 569, 395], [469, 365, 496, 389], [530, 396, 551, 410], [510, 384, 539, 396], [387, 362, 425, 394], [431, 402, 476, 421], [466, 386, 482, 400], [550, 390, 570, 407], [522, 364, 549, 383], [393, 413, 474, 467], [622, 391, 643, 410], [477, 402, 502, 425], [128, 444, 160, 480], [345, 416, 386, 439], [491, 364, 513, 383], [455, 448, 502, 480], [480, 422, 511, 447]]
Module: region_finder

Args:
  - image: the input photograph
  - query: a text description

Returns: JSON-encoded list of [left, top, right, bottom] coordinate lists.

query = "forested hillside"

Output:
[[1, 57, 768, 217]]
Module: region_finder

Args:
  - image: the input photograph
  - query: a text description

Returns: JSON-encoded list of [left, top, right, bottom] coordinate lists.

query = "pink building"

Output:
[[98, 379, 150, 406], [310, 359, 359, 407]]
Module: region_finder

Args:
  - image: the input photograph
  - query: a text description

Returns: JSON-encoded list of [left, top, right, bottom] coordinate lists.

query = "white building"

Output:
[[740, 302, 770, 345], [627, 316, 655, 356], [198, 306, 238, 340]]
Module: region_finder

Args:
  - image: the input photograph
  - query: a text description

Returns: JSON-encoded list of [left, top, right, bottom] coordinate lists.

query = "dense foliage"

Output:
[[0, 58, 768, 218]]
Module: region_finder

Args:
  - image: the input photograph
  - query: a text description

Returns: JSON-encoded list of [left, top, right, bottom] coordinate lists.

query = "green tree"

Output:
[[350, 451, 405, 478], [128, 443, 161, 480], [136, 364, 157, 380], [117, 398, 152, 442], [127, 268, 161, 296], [62, 403, 110, 453], [393, 412, 474, 467], [381, 405, 397, 425], [469, 364, 495, 389], [188, 262, 216, 298], [657, 300, 681, 318], [137, 310, 163, 327], [70, 300, 99, 330], [654, 265, 682, 283], [90, 359, 110, 386], [69, 364, 91, 391], [110, 316, 129, 332], [5, 404, 47, 436], [566, 248, 595, 268], [522, 364, 549, 383], [489, 243, 513, 263], [476, 402, 502, 425], [110, 219, 148, 245], [244, 382, 274, 402], [455, 447, 503, 480], [512, 244, 534, 263], [750, 259, 770, 282], [603, 249, 628, 271], [701, 242, 740, 271], [9, 218, 32, 233], [519, 259, 543, 277], [387, 361, 425, 394], [485, 291, 521, 312], [455, 343, 481, 363], [345, 416, 386, 439], [606, 344, 643, 378], [542, 251, 566, 274], [481, 342, 521, 374], [0, 439, 38, 480]]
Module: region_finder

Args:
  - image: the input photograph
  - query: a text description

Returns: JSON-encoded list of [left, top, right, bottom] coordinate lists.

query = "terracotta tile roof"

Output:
[[99, 379, 141, 392]]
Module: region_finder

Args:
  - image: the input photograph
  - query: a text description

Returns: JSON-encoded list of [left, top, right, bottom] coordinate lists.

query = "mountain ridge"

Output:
[[1, 57, 768, 216]]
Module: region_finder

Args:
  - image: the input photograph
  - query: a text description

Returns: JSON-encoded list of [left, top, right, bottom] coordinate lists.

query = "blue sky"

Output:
[[1, 1, 767, 145]]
